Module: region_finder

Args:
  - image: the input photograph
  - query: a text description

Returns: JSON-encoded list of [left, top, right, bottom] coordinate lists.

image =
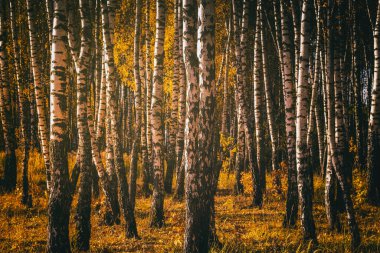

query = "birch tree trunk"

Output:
[[253, 1, 266, 207], [29, 75, 40, 149], [325, 143, 341, 231], [315, 88, 325, 175], [127, 91, 134, 154], [352, 1, 365, 171], [73, 0, 93, 249], [146, 0, 153, 184], [131, 0, 143, 209], [26, 0, 51, 193], [96, 58, 107, 146], [94, 0, 102, 133], [101, 0, 138, 237], [280, 0, 298, 227], [232, 0, 259, 203], [261, 13, 280, 193], [198, 0, 217, 247], [70, 0, 119, 227], [296, 0, 316, 242], [333, 7, 348, 212], [47, 1, 71, 251], [292, 0, 300, 86], [141, 50, 151, 196], [306, 0, 321, 168], [150, 0, 166, 228], [183, 0, 200, 249], [235, 99, 245, 194], [46, 0, 53, 47], [198, 0, 217, 248], [87, 58, 121, 226], [165, 0, 180, 194], [0, 5, 17, 193], [232, 0, 244, 195], [273, 0, 285, 84], [174, 0, 187, 200], [313, 6, 325, 174], [221, 17, 231, 139], [183, 0, 216, 251], [367, 0, 380, 205], [324, 1, 361, 248], [10, 0, 31, 204]]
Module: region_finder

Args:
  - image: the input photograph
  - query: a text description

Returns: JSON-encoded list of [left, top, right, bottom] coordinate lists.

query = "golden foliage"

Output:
[[114, 0, 135, 88]]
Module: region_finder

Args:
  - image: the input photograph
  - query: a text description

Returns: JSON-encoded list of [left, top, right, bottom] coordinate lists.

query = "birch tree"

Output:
[[280, 0, 298, 227], [47, 1, 71, 250], [253, 0, 266, 206], [183, 0, 200, 249], [295, 0, 316, 242], [164, 0, 180, 194], [131, 0, 143, 209], [10, 0, 31, 204], [101, 0, 138, 237], [174, 0, 187, 200], [197, 0, 217, 247], [221, 17, 231, 139], [183, 0, 217, 251], [232, 0, 260, 205], [261, 10, 281, 193], [352, 0, 365, 171], [368, 0, 380, 205], [324, 0, 361, 248], [141, 51, 151, 197], [72, 0, 94, 249], [150, 0, 166, 228], [26, 0, 51, 192], [0, 2, 17, 193], [145, 0, 154, 190]]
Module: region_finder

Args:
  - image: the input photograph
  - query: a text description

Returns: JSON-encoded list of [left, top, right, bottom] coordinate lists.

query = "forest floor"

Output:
[[0, 149, 379, 252]]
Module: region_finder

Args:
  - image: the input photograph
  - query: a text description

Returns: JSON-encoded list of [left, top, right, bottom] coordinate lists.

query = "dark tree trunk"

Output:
[[0, 5, 17, 192], [48, 142, 72, 253]]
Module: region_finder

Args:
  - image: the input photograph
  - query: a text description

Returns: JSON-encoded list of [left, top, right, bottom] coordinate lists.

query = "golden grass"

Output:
[[0, 149, 379, 252]]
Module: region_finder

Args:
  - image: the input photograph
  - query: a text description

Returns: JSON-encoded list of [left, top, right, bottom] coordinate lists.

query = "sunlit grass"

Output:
[[0, 150, 379, 252]]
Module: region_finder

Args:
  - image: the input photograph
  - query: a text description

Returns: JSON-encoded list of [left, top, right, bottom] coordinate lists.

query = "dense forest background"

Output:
[[0, 0, 379, 252]]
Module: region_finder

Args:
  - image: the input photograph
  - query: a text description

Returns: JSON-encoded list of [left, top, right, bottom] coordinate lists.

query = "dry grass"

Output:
[[0, 149, 379, 252]]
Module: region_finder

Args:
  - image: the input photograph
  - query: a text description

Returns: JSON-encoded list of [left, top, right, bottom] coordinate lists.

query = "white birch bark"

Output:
[[280, 0, 298, 227], [295, 0, 316, 241], [150, 0, 166, 228], [47, 1, 71, 250], [101, 0, 138, 237], [26, 0, 51, 192], [367, 0, 380, 205]]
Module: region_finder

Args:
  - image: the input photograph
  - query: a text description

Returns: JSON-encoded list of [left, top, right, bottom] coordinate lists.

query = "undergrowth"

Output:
[[0, 149, 379, 252]]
